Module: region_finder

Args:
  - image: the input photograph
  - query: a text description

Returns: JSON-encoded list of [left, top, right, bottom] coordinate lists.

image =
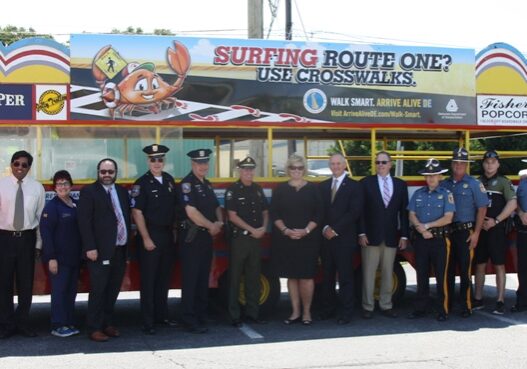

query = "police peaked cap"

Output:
[[143, 144, 169, 157], [418, 158, 448, 175], [451, 147, 473, 162], [238, 156, 256, 168], [187, 148, 212, 162]]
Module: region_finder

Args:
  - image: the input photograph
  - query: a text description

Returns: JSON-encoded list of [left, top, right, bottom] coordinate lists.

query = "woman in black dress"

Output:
[[271, 154, 323, 325]]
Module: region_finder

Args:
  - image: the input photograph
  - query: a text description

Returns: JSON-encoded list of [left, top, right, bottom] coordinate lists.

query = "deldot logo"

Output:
[[303, 88, 327, 114], [446, 99, 459, 113]]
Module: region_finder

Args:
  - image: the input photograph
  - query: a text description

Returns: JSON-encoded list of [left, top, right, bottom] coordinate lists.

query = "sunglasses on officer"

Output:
[[149, 157, 164, 163], [99, 169, 115, 175], [12, 161, 29, 169], [375, 160, 390, 165]]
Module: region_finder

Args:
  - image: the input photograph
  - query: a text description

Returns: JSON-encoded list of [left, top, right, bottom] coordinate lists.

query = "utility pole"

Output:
[[285, 0, 297, 156], [248, 0, 265, 175]]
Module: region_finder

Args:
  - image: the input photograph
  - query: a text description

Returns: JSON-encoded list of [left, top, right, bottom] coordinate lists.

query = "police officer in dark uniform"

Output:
[[408, 158, 455, 321], [177, 148, 223, 333], [473, 150, 517, 315], [224, 157, 269, 327], [132, 144, 178, 335], [440, 148, 488, 317]]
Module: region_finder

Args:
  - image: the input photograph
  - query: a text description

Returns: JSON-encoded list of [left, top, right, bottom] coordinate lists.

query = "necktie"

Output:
[[108, 187, 127, 245], [331, 178, 338, 203], [382, 176, 391, 208], [13, 180, 24, 231]]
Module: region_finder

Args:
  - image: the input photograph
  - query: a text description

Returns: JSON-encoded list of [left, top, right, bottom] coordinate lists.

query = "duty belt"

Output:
[[178, 220, 207, 232], [452, 222, 474, 232], [414, 226, 450, 239]]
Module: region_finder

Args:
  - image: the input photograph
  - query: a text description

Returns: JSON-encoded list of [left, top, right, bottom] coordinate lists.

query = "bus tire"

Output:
[[217, 262, 280, 316]]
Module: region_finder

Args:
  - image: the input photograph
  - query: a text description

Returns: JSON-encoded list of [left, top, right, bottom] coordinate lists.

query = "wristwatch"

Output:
[[494, 218, 500, 224]]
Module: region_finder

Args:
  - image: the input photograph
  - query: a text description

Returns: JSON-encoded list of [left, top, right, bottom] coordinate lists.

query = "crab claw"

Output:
[[167, 41, 191, 76]]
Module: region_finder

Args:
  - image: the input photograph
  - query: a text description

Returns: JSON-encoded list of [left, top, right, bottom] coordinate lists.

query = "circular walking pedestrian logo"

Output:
[[303, 88, 327, 114]]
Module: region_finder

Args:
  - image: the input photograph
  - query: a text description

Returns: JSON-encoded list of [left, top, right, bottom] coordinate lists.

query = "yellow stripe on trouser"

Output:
[[443, 237, 451, 314], [466, 230, 474, 310]]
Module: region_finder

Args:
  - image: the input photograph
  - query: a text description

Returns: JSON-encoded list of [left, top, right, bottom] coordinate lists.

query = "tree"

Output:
[[0, 25, 52, 45], [110, 26, 144, 34]]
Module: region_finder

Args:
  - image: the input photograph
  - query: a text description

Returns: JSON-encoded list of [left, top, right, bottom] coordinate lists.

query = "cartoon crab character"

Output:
[[92, 41, 191, 119]]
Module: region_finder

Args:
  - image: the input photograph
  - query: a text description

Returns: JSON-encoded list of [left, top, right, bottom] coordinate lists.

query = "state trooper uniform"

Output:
[[131, 144, 178, 333], [440, 148, 488, 316], [177, 149, 221, 332], [224, 157, 269, 326], [408, 159, 455, 321]]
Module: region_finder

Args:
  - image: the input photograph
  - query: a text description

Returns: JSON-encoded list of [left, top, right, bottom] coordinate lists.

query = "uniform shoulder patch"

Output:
[[448, 193, 454, 204], [225, 190, 233, 200], [131, 185, 141, 197], [479, 182, 486, 193], [182, 182, 191, 194]]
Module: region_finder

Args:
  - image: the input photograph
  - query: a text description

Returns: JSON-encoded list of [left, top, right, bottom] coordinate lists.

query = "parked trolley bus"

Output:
[[1, 34, 525, 313]]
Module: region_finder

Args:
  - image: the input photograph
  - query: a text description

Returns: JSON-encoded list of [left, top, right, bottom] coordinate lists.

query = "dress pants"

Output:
[[50, 264, 79, 329], [180, 230, 213, 328], [0, 230, 36, 330], [86, 246, 126, 332], [228, 235, 261, 321], [414, 236, 451, 315], [320, 237, 354, 320], [138, 227, 175, 328], [516, 231, 527, 306], [361, 242, 397, 311], [447, 229, 474, 311]]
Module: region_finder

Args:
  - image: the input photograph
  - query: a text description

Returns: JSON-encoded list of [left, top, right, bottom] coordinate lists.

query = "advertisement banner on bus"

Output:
[[477, 95, 527, 126], [70, 34, 476, 125], [0, 84, 33, 120]]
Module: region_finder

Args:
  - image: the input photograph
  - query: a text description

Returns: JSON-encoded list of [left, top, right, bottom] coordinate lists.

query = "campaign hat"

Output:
[[418, 158, 448, 175]]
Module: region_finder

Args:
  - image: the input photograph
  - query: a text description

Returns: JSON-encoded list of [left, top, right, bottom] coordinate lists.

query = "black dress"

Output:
[[270, 181, 323, 278]]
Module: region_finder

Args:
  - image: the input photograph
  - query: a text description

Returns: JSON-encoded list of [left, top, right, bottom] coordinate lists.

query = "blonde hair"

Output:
[[286, 154, 307, 176]]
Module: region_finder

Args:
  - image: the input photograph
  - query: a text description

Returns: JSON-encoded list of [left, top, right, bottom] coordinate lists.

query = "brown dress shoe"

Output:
[[90, 331, 109, 342], [103, 326, 120, 337]]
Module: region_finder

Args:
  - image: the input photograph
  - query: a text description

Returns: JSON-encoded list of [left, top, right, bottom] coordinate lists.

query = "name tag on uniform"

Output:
[[102, 260, 110, 265]]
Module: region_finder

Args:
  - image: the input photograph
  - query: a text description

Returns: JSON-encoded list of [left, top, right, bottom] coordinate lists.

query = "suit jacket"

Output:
[[358, 175, 409, 248], [320, 176, 363, 243], [78, 181, 131, 260]]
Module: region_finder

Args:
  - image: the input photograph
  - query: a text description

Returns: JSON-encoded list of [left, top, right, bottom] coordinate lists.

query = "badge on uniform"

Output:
[[131, 185, 141, 197], [438, 195, 444, 199], [463, 183, 468, 188], [225, 190, 233, 200], [182, 183, 191, 193], [43, 213, 48, 218], [492, 180, 497, 186]]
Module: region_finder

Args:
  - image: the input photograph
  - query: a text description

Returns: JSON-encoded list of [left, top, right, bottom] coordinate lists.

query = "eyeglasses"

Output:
[[288, 166, 305, 171], [375, 160, 390, 165], [99, 169, 115, 175], [55, 181, 71, 187], [149, 157, 164, 163], [12, 161, 29, 169]]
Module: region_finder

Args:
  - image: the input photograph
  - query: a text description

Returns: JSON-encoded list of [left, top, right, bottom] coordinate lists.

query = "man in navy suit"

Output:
[[78, 158, 131, 342], [319, 153, 363, 324], [358, 151, 409, 319]]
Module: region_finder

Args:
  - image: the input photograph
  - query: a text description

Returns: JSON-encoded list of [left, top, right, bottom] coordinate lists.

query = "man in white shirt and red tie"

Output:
[[0, 150, 45, 339], [358, 151, 409, 319]]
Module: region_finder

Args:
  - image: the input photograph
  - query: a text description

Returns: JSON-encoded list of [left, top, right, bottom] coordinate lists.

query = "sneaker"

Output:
[[51, 326, 76, 338], [68, 326, 80, 335], [472, 299, 484, 311], [492, 301, 505, 315]]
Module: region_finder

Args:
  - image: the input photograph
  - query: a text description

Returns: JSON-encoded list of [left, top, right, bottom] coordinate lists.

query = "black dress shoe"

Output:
[[407, 310, 426, 319], [0, 327, 17, 339], [142, 327, 156, 335], [381, 309, 398, 318], [511, 304, 527, 313], [245, 316, 267, 325], [17, 327, 37, 337], [156, 319, 180, 327], [231, 319, 243, 328], [283, 317, 301, 325], [186, 325, 208, 334], [337, 318, 350, 325]]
